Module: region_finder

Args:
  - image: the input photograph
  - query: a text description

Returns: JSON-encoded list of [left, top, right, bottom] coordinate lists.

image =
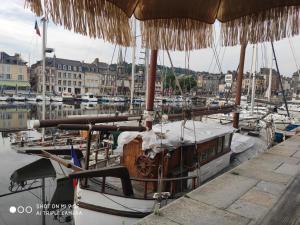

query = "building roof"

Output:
[[32, 56, 109, 74], [0, 52, 27, 65]]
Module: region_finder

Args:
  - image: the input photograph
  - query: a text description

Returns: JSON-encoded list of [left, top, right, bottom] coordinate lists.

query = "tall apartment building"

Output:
[[31, 56, 115, 96], [31, 56, 85, 94], [197, 72, 223, 95], [0, 52, 30, 93], [259, 68, 279, 95], [83, 58, 109, 95], [292, 71, 300, 97]]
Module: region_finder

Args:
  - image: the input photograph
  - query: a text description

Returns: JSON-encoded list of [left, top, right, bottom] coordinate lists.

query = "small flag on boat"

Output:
[[71, 145, 81, 168], [69, 141, 81, 188], [34, 20, 41, 36]]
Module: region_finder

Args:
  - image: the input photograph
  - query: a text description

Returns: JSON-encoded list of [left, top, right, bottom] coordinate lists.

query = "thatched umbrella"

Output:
[[25, 0, 300, 128], [25, 0, 300, 50]]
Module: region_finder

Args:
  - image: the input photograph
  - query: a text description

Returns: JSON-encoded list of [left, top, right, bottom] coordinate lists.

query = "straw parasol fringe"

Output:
[[140, 18, 213, 51], [25, 0, 133, 46], [221, 5, 300, 46], [25, 0, 43, 16]]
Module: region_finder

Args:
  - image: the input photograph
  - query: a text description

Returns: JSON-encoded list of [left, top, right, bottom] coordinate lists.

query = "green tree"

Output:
[[179, 76, 197, 93]]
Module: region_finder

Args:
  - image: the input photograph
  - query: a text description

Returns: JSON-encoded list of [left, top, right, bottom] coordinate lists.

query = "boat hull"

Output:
[[73, 185, 154, 225]]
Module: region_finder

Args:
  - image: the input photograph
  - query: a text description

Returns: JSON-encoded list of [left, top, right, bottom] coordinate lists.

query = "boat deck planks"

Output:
[[136, 134, 300, 225]]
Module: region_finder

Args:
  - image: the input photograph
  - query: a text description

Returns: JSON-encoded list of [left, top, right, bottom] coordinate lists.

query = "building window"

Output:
[[6, 74, 11, 80], [78, 81, 81, 86], [68, 81, 71, 86], [68, 73, 71, 79], [58, 72, 61, 78], [18, 75, 23, 80], [63, 65, 66, 70], [68, 88, 71, 93], [73, 66, 77, 71], [68, 65, 72, 71], [63, 73, 66, 78], [78, 73, 82, 79], [63, 80, 66, 85], [73, 74, 77, 79], [73, 81, 77, 86], [5, 65, 10, 73], [79, 66, 82, 72], [58, 87, 61, 92], [58, 80, 62, 85]]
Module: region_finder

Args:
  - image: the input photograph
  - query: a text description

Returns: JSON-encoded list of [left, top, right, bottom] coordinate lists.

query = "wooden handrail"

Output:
[[130, 175, 198, 182]]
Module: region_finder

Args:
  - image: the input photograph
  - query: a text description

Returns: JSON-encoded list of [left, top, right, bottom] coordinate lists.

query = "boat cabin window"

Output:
[[207, 147, 215, 159], [201, 151, 207, 161], [224, 134, 231, 149], [217, 137, 223, 154]]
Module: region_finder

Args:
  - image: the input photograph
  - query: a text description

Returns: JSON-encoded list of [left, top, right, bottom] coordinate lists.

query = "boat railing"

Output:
[[129, 175, 198, 199]]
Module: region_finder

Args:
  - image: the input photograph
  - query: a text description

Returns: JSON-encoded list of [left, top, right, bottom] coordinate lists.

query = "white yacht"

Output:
[[25, 94, 37, 102], [279, 104, 300, 112], [81, 93, 98, 102], [101, 96, 111, 102], [62, 92, 74, 102], [0, 95, 9, 101], [50, 95, 63, 102], [111, 96, 126, 102], [36, 95, 50, 102], [12, 94, 26, 101]]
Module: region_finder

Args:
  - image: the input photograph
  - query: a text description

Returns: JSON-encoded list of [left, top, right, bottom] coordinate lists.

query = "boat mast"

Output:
[[267, 45, 273, 102], [41, 17, 47, 142], [250, 45, 257, 115], [130, 18, 136, 111], [144, 48, 149, 100], [145, 50, 158, 130], [271, 42, 290, 117], [233, 43, 247, 129]]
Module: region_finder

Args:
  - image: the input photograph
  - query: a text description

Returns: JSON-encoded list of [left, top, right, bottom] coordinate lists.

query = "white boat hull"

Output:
[[13, 95, 26, 101], [0, 96, 8, 101], [36, 95, 50, 101], [82, 97, 98, 102], [51, 96, 63, 102], [73, 185, 155, 225], [73, 152, 231, 225]]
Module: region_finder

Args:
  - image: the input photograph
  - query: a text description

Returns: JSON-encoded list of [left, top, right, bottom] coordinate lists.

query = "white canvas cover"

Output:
[[116, 120, 235, 155]]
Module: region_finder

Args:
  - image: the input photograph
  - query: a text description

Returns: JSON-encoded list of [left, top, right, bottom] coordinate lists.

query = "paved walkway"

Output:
[[136, 134, 300, 225]]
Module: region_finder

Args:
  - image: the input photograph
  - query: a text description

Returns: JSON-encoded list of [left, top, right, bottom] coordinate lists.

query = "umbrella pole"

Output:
[[145, 50, 158, 130], [233, 43, 247, 129]]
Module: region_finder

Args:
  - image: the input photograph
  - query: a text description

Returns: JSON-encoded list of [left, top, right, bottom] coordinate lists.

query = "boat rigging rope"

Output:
[[180, 119, 185, 192], [212, 42, 223, 74], [192, 113, 201, 186], [288, 37, 300, 76], [99, 192, 149, 213]]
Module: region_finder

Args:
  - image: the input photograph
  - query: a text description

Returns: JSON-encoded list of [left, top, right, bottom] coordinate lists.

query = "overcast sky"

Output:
[[1, 0, 300, 76]]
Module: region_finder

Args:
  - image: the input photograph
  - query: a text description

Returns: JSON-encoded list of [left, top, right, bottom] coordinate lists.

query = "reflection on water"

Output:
[[0, 102, 188, 132], [0, 133, 72, 225]]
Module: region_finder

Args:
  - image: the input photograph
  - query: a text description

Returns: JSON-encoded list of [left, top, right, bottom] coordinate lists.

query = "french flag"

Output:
[[34, 20, 41, 36], [70, 145, 81, 188]]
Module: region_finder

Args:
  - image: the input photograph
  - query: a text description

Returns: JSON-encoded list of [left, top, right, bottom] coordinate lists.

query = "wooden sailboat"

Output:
[[31, 117, 235, 225], [31, 103, 235, 225]]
